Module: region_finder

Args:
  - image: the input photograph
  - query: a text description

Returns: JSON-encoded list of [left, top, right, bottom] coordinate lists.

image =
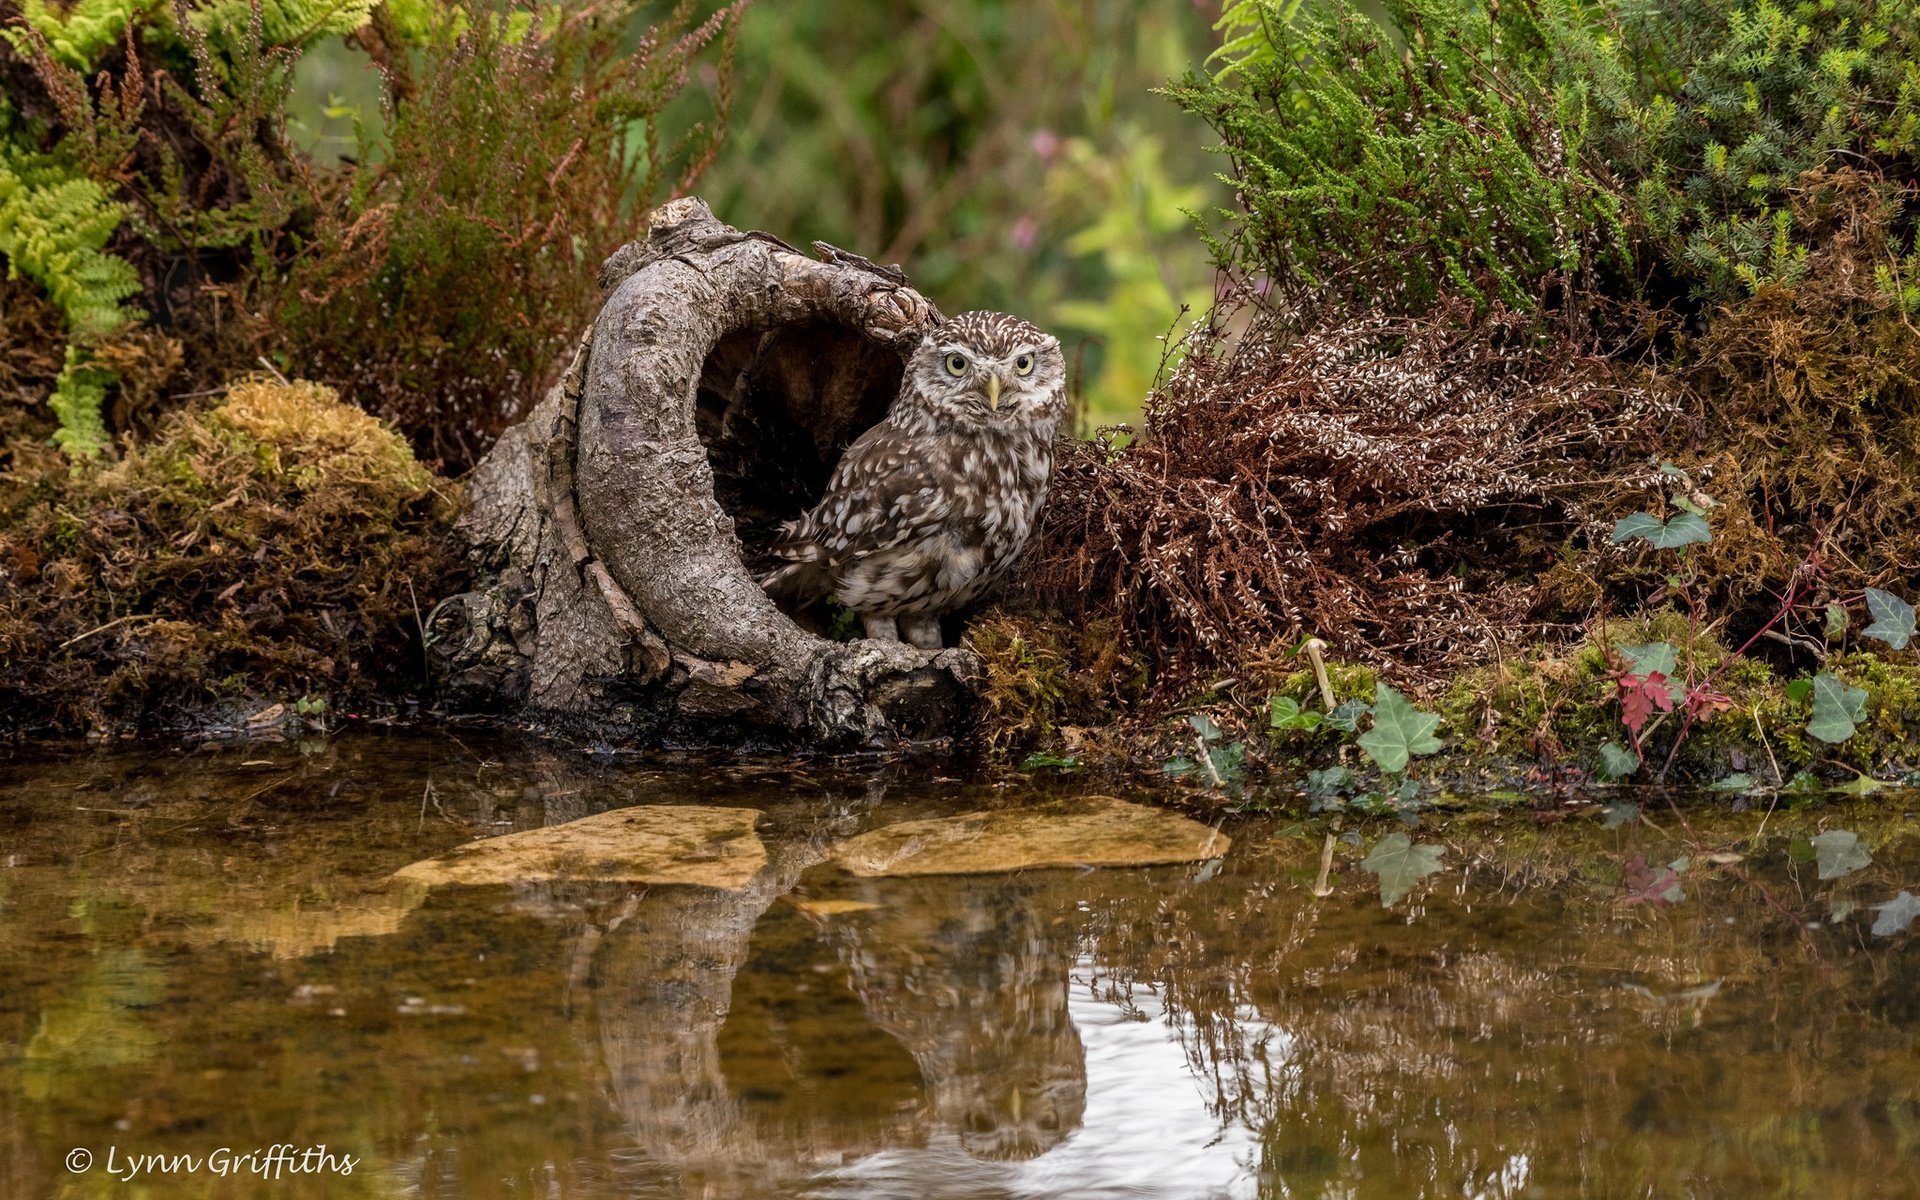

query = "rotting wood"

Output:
[[431, 198, 981, 746]]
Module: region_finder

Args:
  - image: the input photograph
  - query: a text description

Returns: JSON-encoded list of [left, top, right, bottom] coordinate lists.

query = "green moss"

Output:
[[0, 379, 461, 733]]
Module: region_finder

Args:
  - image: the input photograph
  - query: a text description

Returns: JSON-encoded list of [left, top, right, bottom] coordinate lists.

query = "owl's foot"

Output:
[[899, 613, 944, 651], [861, 614, 899, 642]]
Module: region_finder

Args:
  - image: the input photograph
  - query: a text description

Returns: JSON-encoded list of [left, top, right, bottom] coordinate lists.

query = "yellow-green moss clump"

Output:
[[0, 379, 461, 734]]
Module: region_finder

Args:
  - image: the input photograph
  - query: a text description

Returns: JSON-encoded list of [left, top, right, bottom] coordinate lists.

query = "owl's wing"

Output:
[[765, 423, 951, 588]]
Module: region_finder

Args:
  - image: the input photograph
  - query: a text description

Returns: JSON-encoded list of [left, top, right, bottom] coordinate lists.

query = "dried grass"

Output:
[[1670, 170, 1920, 616], [1024, 300, 1672, 695]]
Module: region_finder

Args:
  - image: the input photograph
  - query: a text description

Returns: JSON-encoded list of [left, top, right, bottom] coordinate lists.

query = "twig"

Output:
[[1303, 638, 1336, 711], [59, 613, 161, 650], [1311, 833, 1336, 898], [407, 575, 428, 690], [1195, 730, 1224, 790], [256, 355, 291, 385]]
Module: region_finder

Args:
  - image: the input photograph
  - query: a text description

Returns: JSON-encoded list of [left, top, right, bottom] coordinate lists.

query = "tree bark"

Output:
[[430, 198, 980, 747]]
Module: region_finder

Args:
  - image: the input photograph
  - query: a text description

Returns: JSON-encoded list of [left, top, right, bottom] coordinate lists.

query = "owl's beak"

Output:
[[986, 374, 1002, 411]]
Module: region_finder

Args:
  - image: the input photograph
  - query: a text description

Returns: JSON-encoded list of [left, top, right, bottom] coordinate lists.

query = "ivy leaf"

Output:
[[1621, 854, 1685, 906], [1355, 684, 1442, 773], [1305, 765, 1355, 796], [1871, 891, 1920, 937], [1824, 602, 1850, 638], [1619, 641, 1678, 678], [1784, 678, 1814, 704], [1710, 772, 1754, 792], [1600, 800, 1641, 829], [1612, 511, 1712, 549], [1862, 588, 1915, 651], [1268, 696, 1323, 732], [1810, 830, 1872, 880], [1188, 714, 1223, 742], [1806, 673, 1868, 744], [1360, 832, 1444, 907], [1324, 698, 1370, 733], [1596, 741, 1640, 781]]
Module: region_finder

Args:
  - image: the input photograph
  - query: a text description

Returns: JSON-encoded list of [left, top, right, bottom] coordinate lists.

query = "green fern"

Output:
[[187, 0, 380, 48], [48, 347, 115, 458], [1, 0, 161, 70], [0, 144, 142, 342]]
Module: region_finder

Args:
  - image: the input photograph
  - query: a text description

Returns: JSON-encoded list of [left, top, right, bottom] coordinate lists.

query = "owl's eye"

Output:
[[1014, 352, 1035, 376], [944, 353, 969, 377]]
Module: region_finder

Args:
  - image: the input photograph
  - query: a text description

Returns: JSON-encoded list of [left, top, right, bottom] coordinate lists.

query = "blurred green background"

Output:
[[290, 0, 1226, 427]]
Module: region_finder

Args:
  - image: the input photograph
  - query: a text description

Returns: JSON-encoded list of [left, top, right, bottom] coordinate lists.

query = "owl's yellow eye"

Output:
[[944, 353, 969, 377], [1014, 352, 1035, 376]]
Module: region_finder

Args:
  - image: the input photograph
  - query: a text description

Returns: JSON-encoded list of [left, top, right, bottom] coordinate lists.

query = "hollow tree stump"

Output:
[[430, 198, 981, 746]]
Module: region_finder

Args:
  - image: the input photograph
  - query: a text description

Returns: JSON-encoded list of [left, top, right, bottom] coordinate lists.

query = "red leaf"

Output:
[[1684, 686, 1734, 720], [1616, 670, 1675, 736], [1621, 854, 1684, 907]]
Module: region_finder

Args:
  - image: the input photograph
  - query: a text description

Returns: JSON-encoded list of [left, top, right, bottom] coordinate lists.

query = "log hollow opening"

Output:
[[695, 319, 905, 600]]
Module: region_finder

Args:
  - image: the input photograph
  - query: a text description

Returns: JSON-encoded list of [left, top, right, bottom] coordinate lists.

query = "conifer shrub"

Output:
[[1169, 0, 1629, 325], [1123, 0, 1920, 681]]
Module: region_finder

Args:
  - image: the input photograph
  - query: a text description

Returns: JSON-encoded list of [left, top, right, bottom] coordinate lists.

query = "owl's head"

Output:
[[903, 311, 1066, 432]]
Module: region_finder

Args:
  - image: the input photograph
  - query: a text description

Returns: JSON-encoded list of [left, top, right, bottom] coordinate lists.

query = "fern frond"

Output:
[[187, 0, 379, 48], [49, 347, 115, 459], [0, 146, 143, 341], [0, 0, 162, 71]]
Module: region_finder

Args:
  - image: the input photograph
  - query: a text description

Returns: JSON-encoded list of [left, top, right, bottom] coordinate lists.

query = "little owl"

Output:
[[761, 311, 1067, 649]]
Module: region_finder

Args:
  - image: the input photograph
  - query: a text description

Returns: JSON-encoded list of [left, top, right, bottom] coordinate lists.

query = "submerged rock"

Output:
[[392, 805, 767, 889], [833, 795, 1228, 878]]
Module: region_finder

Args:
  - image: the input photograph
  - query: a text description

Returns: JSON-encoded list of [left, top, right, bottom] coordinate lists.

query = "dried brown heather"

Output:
[[1025, 302, 1671, 691]]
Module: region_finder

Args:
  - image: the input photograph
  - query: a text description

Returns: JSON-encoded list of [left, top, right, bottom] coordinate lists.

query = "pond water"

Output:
[[2, 733, 1916, 1199]]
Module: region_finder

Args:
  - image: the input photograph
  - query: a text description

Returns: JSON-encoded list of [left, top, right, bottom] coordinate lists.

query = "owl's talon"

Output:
[[861, 614, 900, 643]]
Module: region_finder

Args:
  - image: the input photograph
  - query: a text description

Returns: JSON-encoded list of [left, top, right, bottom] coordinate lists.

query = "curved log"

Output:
[[433, 198, 980, 746]]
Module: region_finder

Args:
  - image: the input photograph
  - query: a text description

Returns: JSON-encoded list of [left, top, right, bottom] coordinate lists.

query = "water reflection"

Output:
[[0, 736, 1916, 1199]]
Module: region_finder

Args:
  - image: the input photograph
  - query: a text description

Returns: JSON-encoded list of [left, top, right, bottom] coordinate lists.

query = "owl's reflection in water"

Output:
[[823, 875, 1089, 1161]]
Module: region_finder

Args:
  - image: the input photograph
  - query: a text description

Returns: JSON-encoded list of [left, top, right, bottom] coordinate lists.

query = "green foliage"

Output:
[[0, 0, 741, 466], [1166, 713, 1247, 791], [1360, 831, 1444, 907], [188, 0, 381, 47], [1042, 133, 1214, 422], [0, 136, 141, 342], [281, 0, 745, 465], [687, 0, 1222, 423], [1, 0, 161, 69], [1268, 695, 1322, 733], [1611, 510, 1712, 549], [48, 347, 113, 457], [1862, 588, 1916, 651], [1809, 830, 1871, 880], [1173, 0, 1627, 319], [1807, 672, 1868, 744], [1601, 0, 1920, 302], [1355, 683, 1443, 774]]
